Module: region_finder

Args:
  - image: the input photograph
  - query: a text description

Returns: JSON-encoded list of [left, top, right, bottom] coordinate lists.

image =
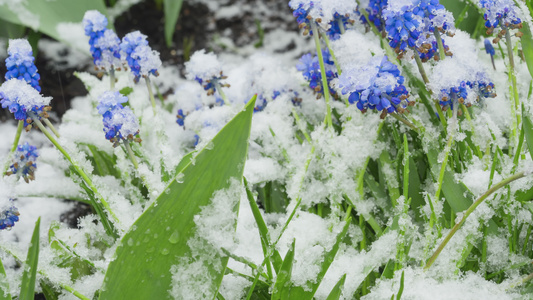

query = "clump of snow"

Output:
[[363, 267, 521, 300], [185, 50, 223, 81]]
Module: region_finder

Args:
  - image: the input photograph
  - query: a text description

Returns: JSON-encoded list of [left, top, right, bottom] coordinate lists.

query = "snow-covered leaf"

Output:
[[99, 97, 256, 300]]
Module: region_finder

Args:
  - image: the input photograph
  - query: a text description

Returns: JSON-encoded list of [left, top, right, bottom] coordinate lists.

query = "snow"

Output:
[[0, 1, 532, 299]]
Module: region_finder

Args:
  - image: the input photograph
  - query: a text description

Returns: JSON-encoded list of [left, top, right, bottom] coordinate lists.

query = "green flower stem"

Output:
[[424, 171, 529, 270], [320, 31, 342, 75], [29, 112, 119, 239], [292, 109, 312, 143], [110, 66, 115, 90], [43, 119, 60, 138], [434, 28, 446, 61], [338, 18, 346, 34], [3, 120, 23, 174], [144, 76, 157, 116], [390, 113, 419, 131], [412, 48, 430, 85], [505, 30, 520, 149], [310, 22, 333, 128], [214, 81, 230, 106], [123, 140, 156, 196], [0, 245, 90, 300], [124, 140, 139, 169]]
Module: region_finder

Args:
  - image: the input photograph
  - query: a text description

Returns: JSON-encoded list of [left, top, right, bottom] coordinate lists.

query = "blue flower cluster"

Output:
[[296, 50, 338, 99], [254, 91, 282, 113], [417, 0, 450, 32], [83, 10, 123, 71], [479, 0, 522, 33], [121, 31, 162, 83], [438, 75, 497, 110], [383, 4, 422, 53], [326, 13, 353, 40], [5, 39, 41, 92], [418, 39, 450, 62], [438, 81, 469, 110], [340, 56, 411, 114], [0, 79, 52, 125], [6, 142, 38, 183], [291, 3, 315, 36], [0, 201, 19, 230], [360, 0, 388, 32], [97, 91, 141, 147]]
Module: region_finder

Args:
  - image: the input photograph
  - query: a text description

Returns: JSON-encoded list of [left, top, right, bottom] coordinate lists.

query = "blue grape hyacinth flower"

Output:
[[6, 142, 38, 183], [5, 39, 41, 92], [0, 79, 52, 125], [383, 2, 422, 54], [98, 91, 141, 147], [479, 0, 522, 33], [185, 50, 229, 96], [0, 200, 20, 230], [338, 56, 412, 115], [83, 10, 123, 71], [360, 0, 388, 32], [296, 49, 338, 99], [121, 31, 162, 83]]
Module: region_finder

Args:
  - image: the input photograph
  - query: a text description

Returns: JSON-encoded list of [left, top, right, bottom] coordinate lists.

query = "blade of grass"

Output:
[[19, 217, 40, 300], [271, 239, 296, 300], [325, 274, 346, 300], [0, 256, 11, 300]]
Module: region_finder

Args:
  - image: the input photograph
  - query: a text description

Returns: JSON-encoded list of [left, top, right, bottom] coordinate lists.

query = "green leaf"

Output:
[[86, 145, 119, 178], [0, 255, 11, 300], [396, 271, 404, 300], [521, 23, 533, 80], [271, 239, 296, 300], [99, 97, 256, 300], [287, 217, 352, 299], [0, 19, 24, 39], [39, 280, 59, 300], [244, 177, 276, 279], [325, 274, 346, 300], [0, 0, 108, 54], [19, 217, 40, 300], [119, 87, 134, 97], [164, 0, 184, 47]]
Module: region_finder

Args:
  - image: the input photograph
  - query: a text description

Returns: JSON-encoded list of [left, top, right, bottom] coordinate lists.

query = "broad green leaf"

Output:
[[287, 217, 352, 299], [0, 19, 24, 39], [0, 0, 108, 54], [164, 0, 184, 47], [99, 97, 256, 300], [0, 255, 11, 300], [521, 23, 533, 80], [271, 239, 296, 300], [19, 217, 40, 300], [427, 149, 473, 213], [325, 274, 346, 300]]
